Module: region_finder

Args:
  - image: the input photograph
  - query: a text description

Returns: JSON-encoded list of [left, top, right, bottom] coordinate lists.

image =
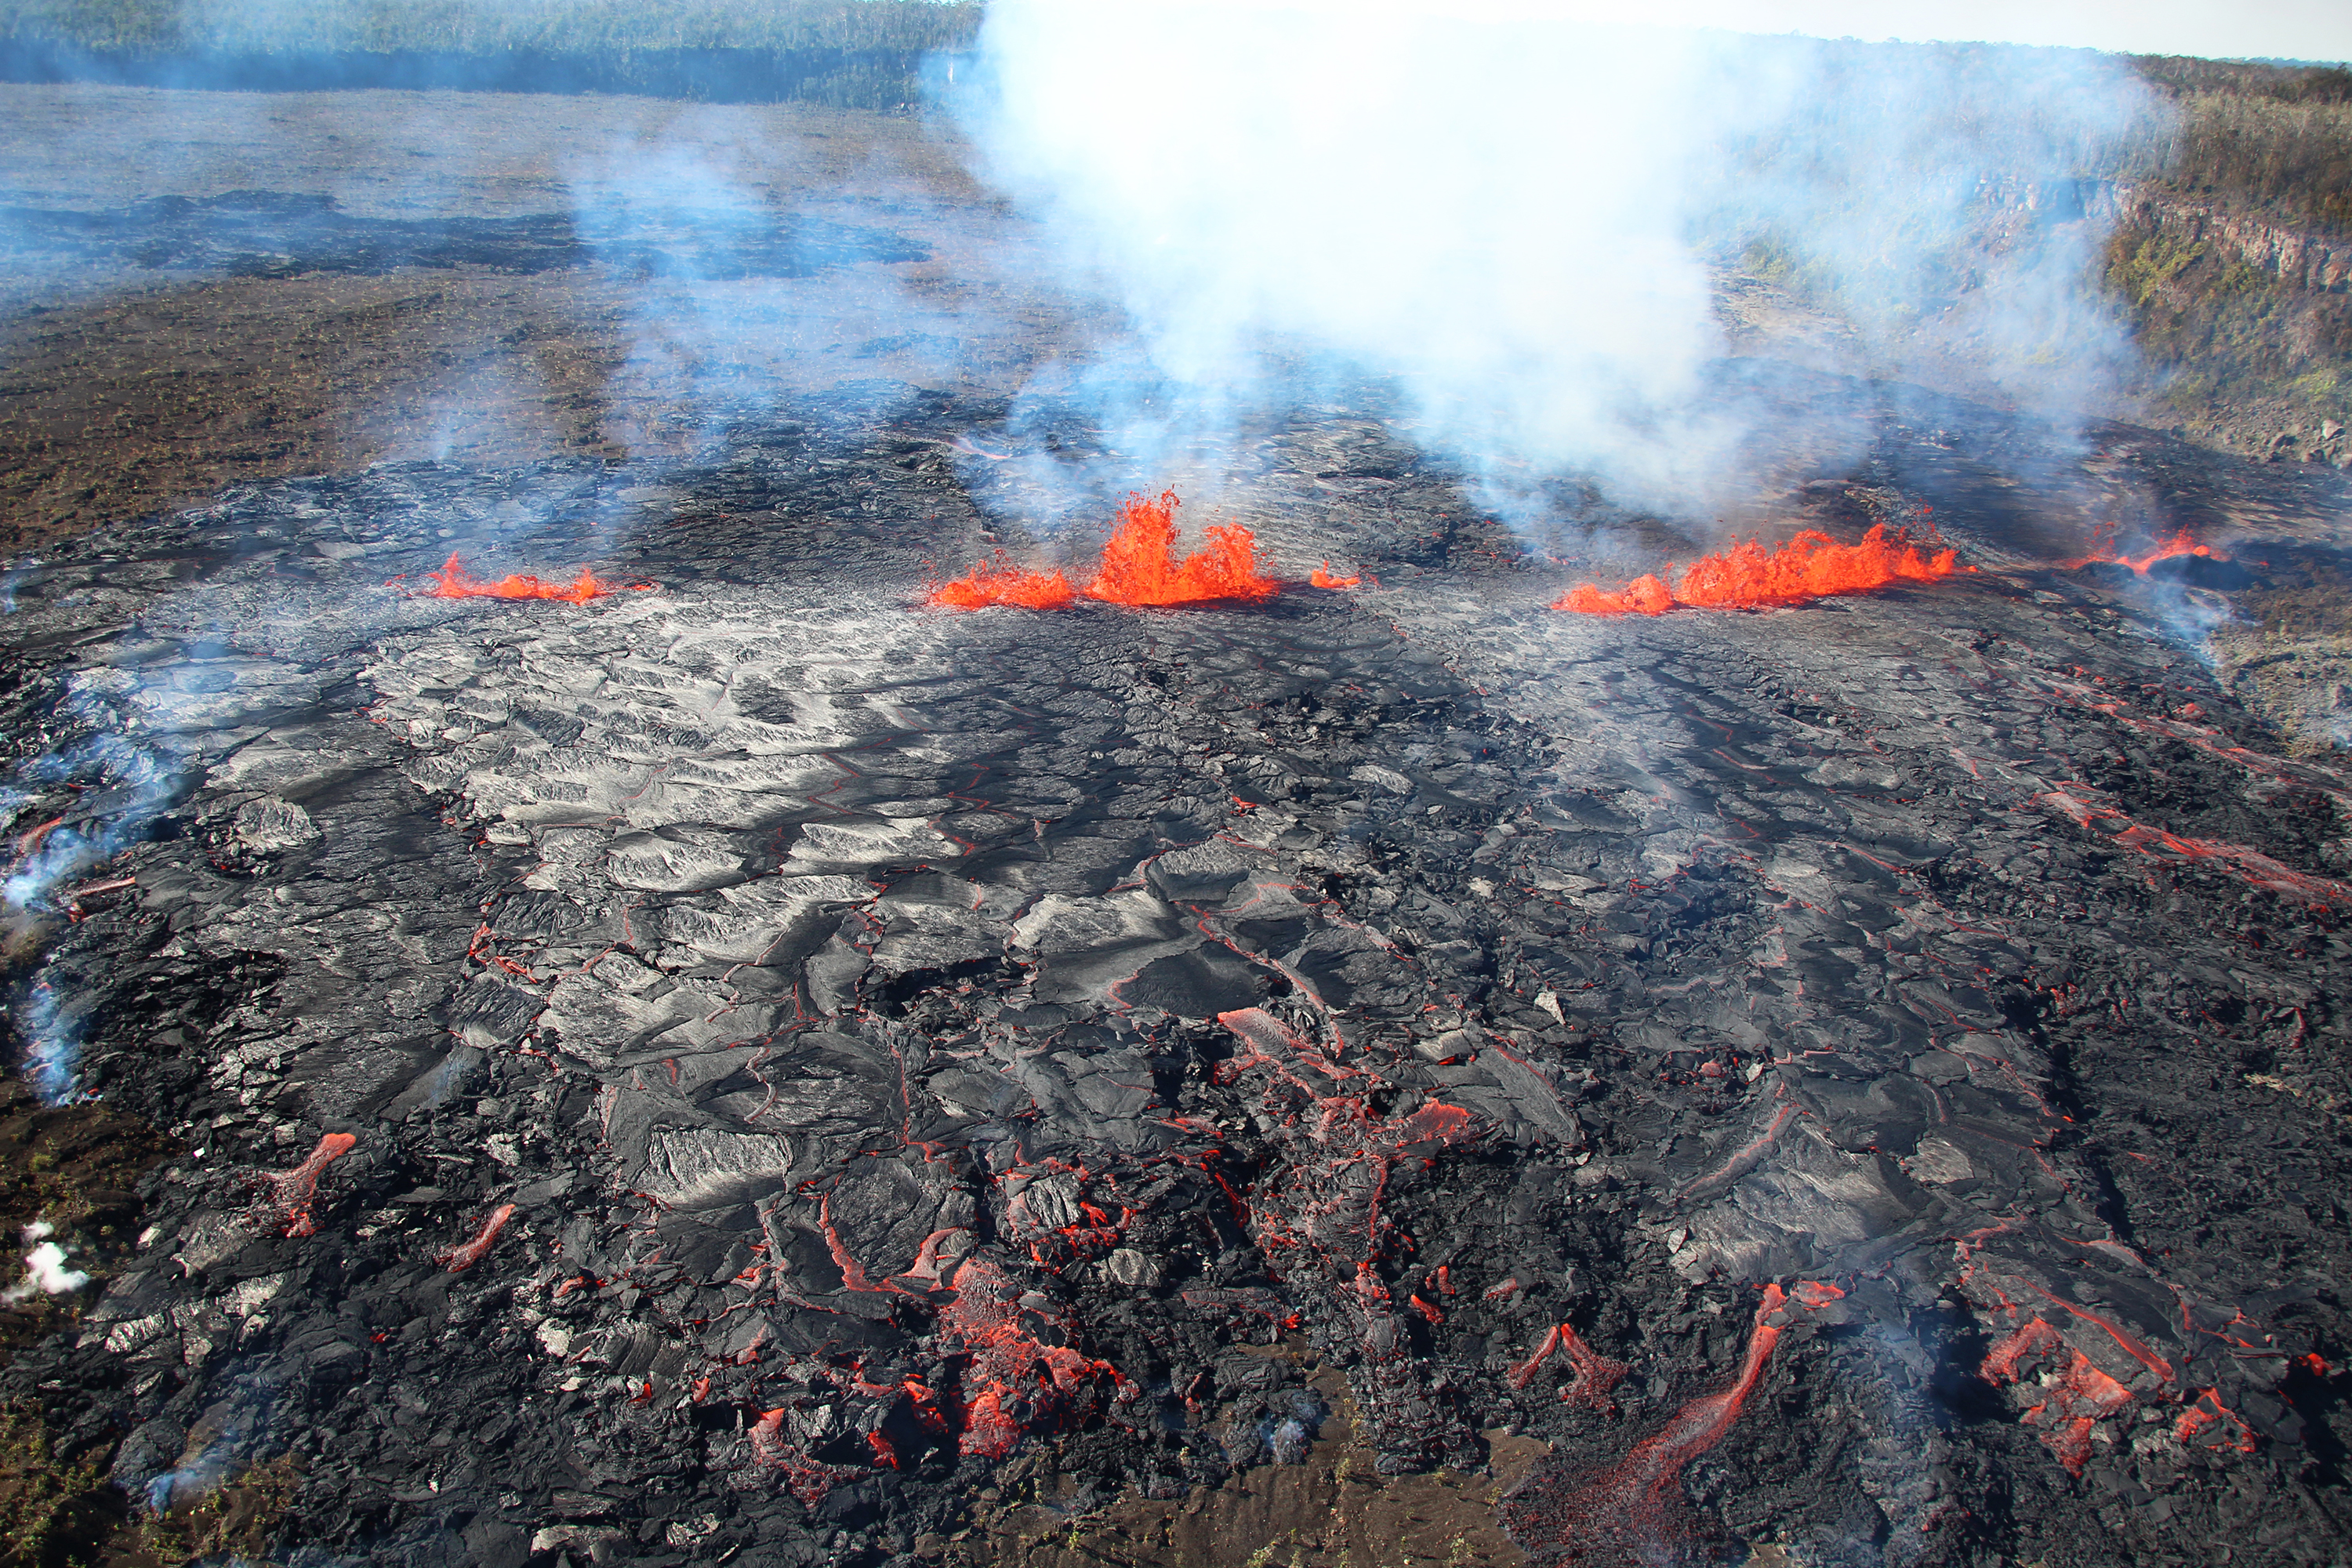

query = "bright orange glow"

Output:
[[1558, 574, 1674, 615], [929, 489, 1279, 612], [1311, 561, 1361, 589], [1087, 489, 1277, 605], [417, 552, 648, 604], [1554, 524, 1959, 615], [2063, 528, 2219, 575], [924, 552, 1076, 610]]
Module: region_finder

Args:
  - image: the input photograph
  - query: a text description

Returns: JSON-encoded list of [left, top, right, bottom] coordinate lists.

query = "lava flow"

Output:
[[1555, 524, 1959, 615], [928, 489, 1279, 610], [414, 552, 648, 604], [1504, 1283, 1831, 1562], [2062, 527, 2221, 575]]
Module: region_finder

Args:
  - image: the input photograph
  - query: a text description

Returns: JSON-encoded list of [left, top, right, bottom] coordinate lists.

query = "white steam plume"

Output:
[[959, 0, 2161, 525]]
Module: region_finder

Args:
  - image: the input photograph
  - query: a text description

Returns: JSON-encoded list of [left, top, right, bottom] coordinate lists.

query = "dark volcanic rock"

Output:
[[2, 384, 2350, 1566]]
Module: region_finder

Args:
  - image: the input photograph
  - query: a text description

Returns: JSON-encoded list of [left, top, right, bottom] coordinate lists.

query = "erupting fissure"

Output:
[[922, 551, 1076, 611], [2063, 527, 2223, 575], [928, 490, 1279, 610], [413, 552, 649, 604], [1555, 524, 1959, 615]]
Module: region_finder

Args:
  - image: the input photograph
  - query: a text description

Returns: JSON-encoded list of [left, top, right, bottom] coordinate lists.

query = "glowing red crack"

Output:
[[2062, 527, 2221, 575], [2040, 790, 2350, 908]]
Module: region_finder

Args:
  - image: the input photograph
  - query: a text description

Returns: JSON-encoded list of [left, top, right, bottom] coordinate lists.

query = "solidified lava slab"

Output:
[[2, 386, 2351, 1568]]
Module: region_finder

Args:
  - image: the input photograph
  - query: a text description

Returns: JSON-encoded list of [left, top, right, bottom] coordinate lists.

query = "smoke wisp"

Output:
[[958, 1, 2165, 527]]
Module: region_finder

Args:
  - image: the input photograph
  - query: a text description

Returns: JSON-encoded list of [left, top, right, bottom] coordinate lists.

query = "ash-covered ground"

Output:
[[3, 365, 2351, 1568]]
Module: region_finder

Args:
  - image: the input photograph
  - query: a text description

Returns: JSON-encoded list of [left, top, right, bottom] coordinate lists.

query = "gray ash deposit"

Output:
[[3, 382, 2351, 1567]]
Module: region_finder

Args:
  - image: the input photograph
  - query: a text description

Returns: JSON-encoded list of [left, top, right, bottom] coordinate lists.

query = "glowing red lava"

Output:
[[2040, 790, 2352, 906], [437, 1203, 516, 1272], [1312, 562, 1362, 589], [923, 552, 1076, 610], [928, 489, 1279, 611], [1089, 489, 1277, 605], [259, 1131, 357, 1238], [415, 552, 648, 604], [1504, 1283, 1835, 1562], [1508, 1321, 1628, 1411], [1555, 524, 1960, 615], [1978, 1317, 2137, 1474], [2062, 526, 2222, 575], [936, 1254, 1117, 1459]]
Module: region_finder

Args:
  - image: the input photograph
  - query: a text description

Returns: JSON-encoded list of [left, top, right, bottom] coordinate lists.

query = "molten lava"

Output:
[[928, 489, 1279, 611], [259, 1131, 357, 1238], [2063, 528, 2221, 575], [1555, 524, 1958, 615], [1980, 1316, 2143, 1474], [1312, 562, 1362, 589], [416, 552, 648, 604], [437, 1203, 515, 1272], [1504, 1283, 1834, 1562], [1089, 489, 1277, 605], [923, 552, 1075, 611], [936, 1254, 1116, 1458]]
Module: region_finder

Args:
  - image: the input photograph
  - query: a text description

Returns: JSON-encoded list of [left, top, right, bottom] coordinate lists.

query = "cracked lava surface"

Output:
[[2, 383, 2351, 1568]]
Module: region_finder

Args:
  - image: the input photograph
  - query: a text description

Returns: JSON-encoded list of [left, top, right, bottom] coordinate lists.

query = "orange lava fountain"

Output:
[[1087, 489, 1277, 605], [927, 489, 1279, 612], [1555, 524, 1959, 615], [924, 552, 1076, 610], [1311, 562, 1362, 589], [2062, 528, 2220, 575], [417, 552, 648, 604]]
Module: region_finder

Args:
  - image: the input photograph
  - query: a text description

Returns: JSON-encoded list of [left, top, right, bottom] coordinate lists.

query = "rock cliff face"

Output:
[[2096, 182, 2352, 296]]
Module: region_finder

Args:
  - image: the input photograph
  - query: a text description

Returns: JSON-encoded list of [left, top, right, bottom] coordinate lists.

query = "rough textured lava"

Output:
[[2, 378, 2350, 1568]]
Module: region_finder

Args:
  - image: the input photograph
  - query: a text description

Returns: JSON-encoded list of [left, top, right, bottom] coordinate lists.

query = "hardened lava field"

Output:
[[2, 375, 2351, 1568]]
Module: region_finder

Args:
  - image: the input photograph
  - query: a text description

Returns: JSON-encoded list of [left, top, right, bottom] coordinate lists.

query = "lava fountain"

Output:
[[929, 489, 1279, 609], [1555, 524, 1960, 615], [412, 552, 651, 604]]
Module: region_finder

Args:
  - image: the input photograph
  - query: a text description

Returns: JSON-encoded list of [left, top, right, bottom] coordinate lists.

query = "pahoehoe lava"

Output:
[[2, 382, 2350, 1567]]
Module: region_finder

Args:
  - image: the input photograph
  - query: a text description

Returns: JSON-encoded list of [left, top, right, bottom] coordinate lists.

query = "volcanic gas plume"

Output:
[[929, 489, 1278, 610], [1555, 523, 1960, 615]]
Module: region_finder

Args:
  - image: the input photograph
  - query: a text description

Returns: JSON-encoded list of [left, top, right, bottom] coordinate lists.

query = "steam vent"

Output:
[[3, 8, 2352, 1568]]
